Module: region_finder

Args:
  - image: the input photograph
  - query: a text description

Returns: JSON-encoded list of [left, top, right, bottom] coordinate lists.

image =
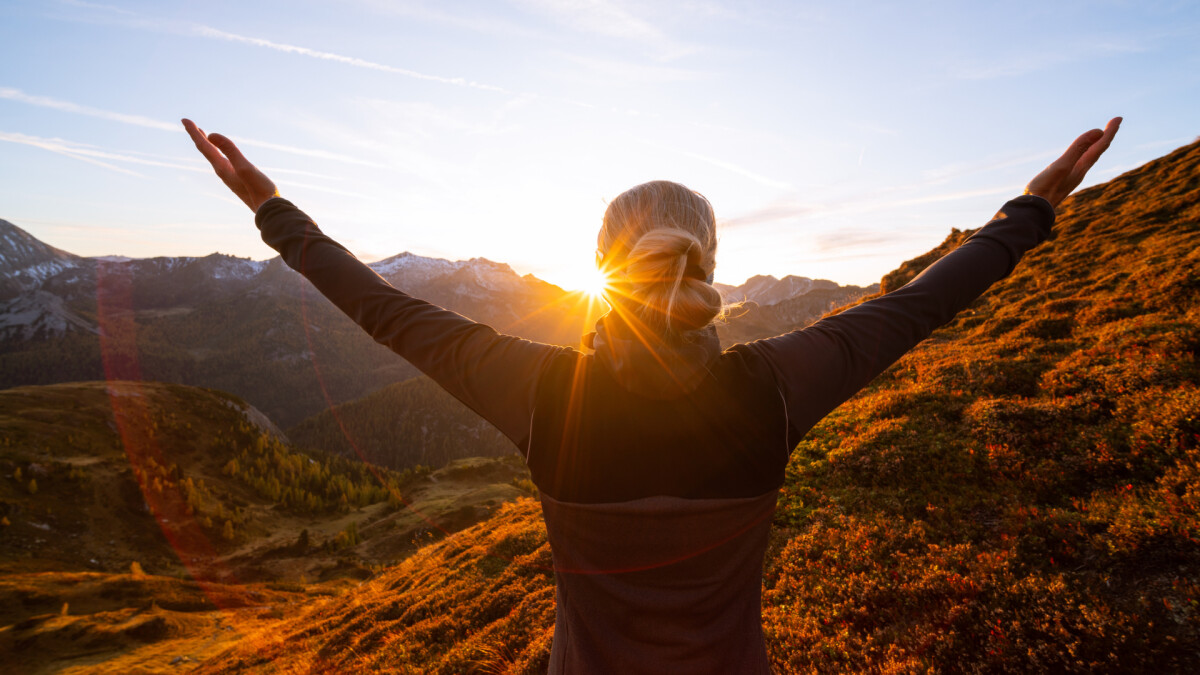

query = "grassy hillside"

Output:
[[195, 498, 555, 674], [200, 139, 1200, 673], [0, 571, 311, 675]]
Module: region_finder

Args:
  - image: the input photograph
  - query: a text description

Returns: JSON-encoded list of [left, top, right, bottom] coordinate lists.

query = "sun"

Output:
[[577, 266, 611, 299]]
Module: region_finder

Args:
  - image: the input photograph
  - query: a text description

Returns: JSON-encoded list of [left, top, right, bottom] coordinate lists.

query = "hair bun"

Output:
[[597, 180, 722, 334], [626, 229, 721, 333]]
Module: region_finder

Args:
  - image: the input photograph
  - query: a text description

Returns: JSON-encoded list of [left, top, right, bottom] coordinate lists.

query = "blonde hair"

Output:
[[597, 180, 722, 334]]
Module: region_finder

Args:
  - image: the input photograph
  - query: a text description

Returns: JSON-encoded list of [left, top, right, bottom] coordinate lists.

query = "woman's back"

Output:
[[529, 324, 790, 673], [541, 491, 777, 673], [527, 326, 790, 503]]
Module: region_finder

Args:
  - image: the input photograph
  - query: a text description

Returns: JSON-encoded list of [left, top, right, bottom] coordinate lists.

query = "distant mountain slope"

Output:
[[200, 140, 1200, 673], [0, 219, 82, 299], [716, 279, 875, 346], [289, 375, 516, 471]]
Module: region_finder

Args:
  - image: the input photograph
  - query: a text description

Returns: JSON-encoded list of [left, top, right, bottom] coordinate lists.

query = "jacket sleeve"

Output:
[[744, 194, 1055, 437], [255, 197, 562, 451]]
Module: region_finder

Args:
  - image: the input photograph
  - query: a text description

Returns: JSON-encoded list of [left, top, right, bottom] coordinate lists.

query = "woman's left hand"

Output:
[[1024, 117, 1121, 208], [183, 118, 279, 212]]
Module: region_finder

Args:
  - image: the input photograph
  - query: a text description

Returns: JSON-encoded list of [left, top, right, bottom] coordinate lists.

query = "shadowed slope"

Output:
[[288, 375, 516, 471]]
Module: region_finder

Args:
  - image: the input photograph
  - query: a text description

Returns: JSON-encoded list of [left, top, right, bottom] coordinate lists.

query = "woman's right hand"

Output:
[[1024, 117, 1121, 208], [183, 119, 280, 213]]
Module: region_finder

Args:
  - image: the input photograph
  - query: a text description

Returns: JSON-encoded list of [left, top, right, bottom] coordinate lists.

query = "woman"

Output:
[[184, 117, 1120, 673]]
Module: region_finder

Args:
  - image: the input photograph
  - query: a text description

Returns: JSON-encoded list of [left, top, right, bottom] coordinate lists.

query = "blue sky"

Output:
[[1, 0, 1197, 290]]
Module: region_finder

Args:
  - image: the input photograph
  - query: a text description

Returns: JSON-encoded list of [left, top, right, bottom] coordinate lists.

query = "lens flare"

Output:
[[579, 267, 611, 299]]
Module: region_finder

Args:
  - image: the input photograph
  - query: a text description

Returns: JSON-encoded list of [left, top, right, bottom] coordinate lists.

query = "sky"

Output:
[[1, 0, 1198, 291]]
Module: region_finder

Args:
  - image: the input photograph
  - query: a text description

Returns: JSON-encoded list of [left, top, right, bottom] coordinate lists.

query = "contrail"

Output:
[[191, 25, 508, 93], [0, 87, 176, 132], [1, 130, 376, 199], [0, 131, 145, 177], [58, 0, 508, 93], [0, 86, 388, 168], [679, 149, 794, 192]]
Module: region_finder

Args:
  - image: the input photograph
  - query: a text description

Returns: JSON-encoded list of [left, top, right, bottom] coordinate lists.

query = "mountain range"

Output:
[[0, 219, 873, 433]]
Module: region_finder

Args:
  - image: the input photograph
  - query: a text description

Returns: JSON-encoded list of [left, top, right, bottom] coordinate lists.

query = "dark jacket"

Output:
[[256, 194, 1054, 674]]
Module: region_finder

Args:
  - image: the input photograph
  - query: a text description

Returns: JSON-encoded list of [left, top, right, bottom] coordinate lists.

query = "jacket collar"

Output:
[[584, 312, 720, 399]]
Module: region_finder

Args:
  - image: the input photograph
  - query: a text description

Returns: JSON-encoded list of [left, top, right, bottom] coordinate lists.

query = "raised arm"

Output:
[[183, 120, 561, 449], [749, 118, 1121, 436]]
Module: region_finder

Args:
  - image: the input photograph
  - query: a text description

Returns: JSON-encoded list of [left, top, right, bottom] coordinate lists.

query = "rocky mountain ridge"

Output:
[[716, 274, 844, 307], [0, 220, 871, 426]]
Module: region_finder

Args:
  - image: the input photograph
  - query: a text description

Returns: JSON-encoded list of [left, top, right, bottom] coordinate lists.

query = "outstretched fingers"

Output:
[[1071, 117, 1122, 183], [1060, 128, 1104, 168], [183, 119, 227, 168], [182, 118, 280, 212], [183, 119, 252, 206], [208, 133, 254, 171], [1025, 117, 1122, 207]]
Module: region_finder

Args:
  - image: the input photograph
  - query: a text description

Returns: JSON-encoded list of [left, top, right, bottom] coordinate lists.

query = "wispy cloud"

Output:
[[513, 0, 666, 42], [0, 87, 176, 131], [628, 137, 794, 192], [1, 130, 373, 199], [721, 183, 1020, 231], [58, 0, 137, 16], [349, 0, 541, 40], [58, 0, 509, 92], [190, 25, 508, 93], [0, 131, 147, 177], [511, 0, 697, 59], [557, 52, 705, 84], [273, 179, 369, 200], [720, 198, 812, 230], [721, 135, 1079, 233], [352, 97, 522, 138], [919, 150, 1057, 185], [679, 150, 793, 192], [54, 1, 640, 118], [281, 110, 463, 186], [1134, 136, 1197, 151], [950, 36, 1149, 80], [233, 137, 389, 169], [812, 229, 908, 255], [9, 216, 159, 243], [0, 86, 388, 168], [876, 185, 1020, 210]]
